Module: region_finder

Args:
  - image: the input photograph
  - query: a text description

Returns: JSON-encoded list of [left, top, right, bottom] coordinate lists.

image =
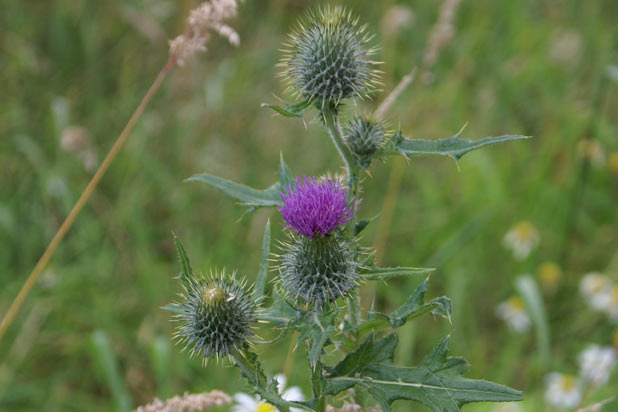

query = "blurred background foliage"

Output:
[[1, 0, 617, 411]]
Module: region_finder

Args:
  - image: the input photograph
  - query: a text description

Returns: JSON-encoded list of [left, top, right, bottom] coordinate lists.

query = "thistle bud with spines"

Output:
[[174, 270, 256, 360], [344, 116, 387, 169], [280, 6, 380, 111], [278, 176, 360, 309]]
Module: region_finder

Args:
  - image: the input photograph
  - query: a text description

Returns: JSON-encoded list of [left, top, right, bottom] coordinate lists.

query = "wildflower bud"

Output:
[[344, 116, 386, 168], [281, 6, 379, 110], [279, 234, 359, 308], [175, 271, 256, 359]]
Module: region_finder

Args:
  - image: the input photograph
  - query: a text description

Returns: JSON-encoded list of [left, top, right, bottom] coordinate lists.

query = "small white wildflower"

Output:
[[232, 374, 304, 412], [544, 373, 582, 410], [496, 296, 530, 333], [503, 221, 540, 260], [578, 344, 616, 387], [579, 273, 613, 312]]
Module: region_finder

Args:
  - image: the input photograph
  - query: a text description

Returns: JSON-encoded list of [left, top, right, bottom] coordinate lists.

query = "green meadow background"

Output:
[[1, 0, 617, 410]]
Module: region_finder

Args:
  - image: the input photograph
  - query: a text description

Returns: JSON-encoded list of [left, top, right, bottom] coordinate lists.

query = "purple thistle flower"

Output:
[[279, 176, 358, 238]]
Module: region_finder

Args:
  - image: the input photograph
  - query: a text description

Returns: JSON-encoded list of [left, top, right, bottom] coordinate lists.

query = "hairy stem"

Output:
[[0, 57, 177, 343]]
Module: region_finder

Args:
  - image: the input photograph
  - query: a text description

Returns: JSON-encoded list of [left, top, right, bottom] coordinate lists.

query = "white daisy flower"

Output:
[[544, 373, 582, 410], [232, 374, 304, 412], [503, 221, 540, 260], [579, 344, 616, 387], [496, 296, 531, 333], [579, 273, 613, 312]]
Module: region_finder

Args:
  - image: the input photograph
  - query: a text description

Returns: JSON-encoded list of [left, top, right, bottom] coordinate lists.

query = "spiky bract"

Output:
[[175, 271, 256, 359], [280, 6, 379, 109], [279, 176, 358, 238], [279, 234, 359, 309], [344, 116, 387, 168]]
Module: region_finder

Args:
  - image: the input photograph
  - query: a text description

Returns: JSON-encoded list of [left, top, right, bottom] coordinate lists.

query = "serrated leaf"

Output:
[[391, 130, 529, 163], [295, 309, 337, 369], [188, 173, 282, 208], [233, 350, 310, 411], [262, 98, 313, 118], [173, 233, 193, 286], [360, 266, 435, 281], [371, 278, 451, 328], [326, 334, 398, 378], [354, 219, 371, 236], [258, 293, 298, 327], [324, 335, 522, 412], [253, 220, 271, 302], [279, 152, 294, 188]]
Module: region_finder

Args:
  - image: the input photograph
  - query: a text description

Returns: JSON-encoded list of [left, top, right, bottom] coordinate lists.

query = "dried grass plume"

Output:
[[169, 0, 241, 66], [134, 390, 232, 412]]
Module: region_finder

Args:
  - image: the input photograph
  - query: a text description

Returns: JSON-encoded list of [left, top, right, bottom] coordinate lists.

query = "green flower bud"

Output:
[[344, 116, 387, 168], [278, 233, 359, 309], [281, 6, 380, 110], [174, 271, 256, 360]]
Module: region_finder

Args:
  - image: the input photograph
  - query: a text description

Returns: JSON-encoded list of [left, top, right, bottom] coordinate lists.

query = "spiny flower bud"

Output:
[[174, 271, 256, 359], [279, 176, 358, 238], [280, 6, 379, 109], [344, 116, 387, 168], [279, 234, 359, 308]]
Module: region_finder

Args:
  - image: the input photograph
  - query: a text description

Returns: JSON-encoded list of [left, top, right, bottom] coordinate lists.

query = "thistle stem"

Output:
[[0, 56, 176, 343], [322, 108, 356, 193]]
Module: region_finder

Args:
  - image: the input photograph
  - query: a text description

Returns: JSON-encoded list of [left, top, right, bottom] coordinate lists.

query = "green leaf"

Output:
[[370, 278, 451, 329], [258, 293, 298, 327], [389, 128, 529, 163], [262, 98, 313, 118], [295, 309, 337, 369], [188, 173, 282, 208], [360, 266, 435, 281], [279, 152, 295, 188], [253, 220, 271, 302], [173, 233, 193, 286], [232, 350, 311, 412], [324, 335, 522, 412], [89, 331, 133, 412], [606, 65, 618, 83], [515, 275, 550, 365]]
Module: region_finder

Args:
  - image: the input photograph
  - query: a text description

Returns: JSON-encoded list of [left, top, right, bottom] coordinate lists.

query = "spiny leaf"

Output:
[[262, 98, 313, 118], [323, 335, 523, 412], [295, 309, 337, 369], [188, 173, 282, 208], [370, 278, 451, 329], [388, 128, 529, 163], [360, 266, 435, 281], [253, 220, 271, 302], [173, 233, 193, 286], [326, 333, 398, 377], [279, 152, 295, 188]]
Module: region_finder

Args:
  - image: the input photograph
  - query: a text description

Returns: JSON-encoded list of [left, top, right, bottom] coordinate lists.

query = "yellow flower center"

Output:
[[514, 221, 537, 241], [538, 262, 562, 290], [561, 375, 576, 391], [202, 286, 226, 305], [256, 402, 277, 412], [508, 296, 525, 311]]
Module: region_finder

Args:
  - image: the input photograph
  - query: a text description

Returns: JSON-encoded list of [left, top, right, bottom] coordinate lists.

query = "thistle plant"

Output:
[[168, 5, 530, 411]]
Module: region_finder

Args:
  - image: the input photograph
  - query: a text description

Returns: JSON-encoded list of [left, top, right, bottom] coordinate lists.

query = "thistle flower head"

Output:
[[280, 6, 379, 109], [279, 234, 359, 308], [174, 270, 256, 360], [279, 176, 358, 238], [344, 116, 387, 168]]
